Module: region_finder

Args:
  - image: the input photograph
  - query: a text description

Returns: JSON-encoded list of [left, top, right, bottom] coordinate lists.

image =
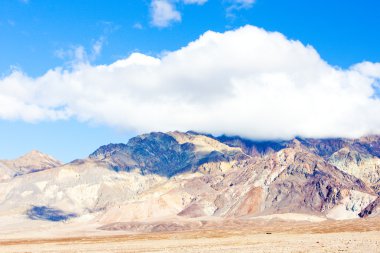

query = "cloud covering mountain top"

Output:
[[1, 25, 380, 139]]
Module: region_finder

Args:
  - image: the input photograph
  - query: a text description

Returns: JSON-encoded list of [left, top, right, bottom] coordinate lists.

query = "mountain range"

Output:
[[1, 131, 380, 235]]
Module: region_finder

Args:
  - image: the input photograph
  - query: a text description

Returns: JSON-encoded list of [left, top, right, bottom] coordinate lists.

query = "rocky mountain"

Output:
[[89, 131, 245, 176], [0, 150, 62, 181], [1, 131, 380, 235], [216, 134, 286, 156], [328, 147, 380, 193]]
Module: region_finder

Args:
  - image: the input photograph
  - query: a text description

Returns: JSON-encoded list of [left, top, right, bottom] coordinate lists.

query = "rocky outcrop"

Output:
[[179, 141, 375, 219], [359, 196, 380, 218], [89, 132, 197, 176], [89, 132, 246, 177], [328, 147, 380, 192]]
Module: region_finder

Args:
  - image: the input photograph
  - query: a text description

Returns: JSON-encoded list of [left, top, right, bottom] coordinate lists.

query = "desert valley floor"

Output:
[[1, 217, 380, 253]]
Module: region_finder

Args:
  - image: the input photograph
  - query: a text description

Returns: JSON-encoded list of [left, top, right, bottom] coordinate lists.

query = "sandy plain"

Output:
[[1, 217, 380, 253]]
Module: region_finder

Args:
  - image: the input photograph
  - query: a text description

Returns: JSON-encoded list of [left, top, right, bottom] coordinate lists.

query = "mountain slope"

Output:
[[328, 147, 380, 193], [89, 136, 377, 221], [1, 131, 380, 234], [89, 131, 246, 177], [177, 140, 375, 219], [0, 159, 165, 218], [0, 150, 62, 181]]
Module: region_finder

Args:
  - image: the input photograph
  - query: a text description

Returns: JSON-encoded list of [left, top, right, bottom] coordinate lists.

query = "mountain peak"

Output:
[[1, 150, 62, 177], [16, 150, 61, 164], [22, 150, 48, 158], [89, 131, 245, 177]]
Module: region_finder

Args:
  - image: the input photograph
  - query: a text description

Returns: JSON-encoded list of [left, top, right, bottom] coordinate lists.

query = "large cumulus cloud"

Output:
[[1, 25, 380, 139]]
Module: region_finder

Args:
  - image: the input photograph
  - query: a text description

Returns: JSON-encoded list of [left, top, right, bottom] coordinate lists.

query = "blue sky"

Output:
[[1, 0, 380, 162]]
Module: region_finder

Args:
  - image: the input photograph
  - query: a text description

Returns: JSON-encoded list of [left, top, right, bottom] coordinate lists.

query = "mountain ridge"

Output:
[[1, 131, 380, 236]]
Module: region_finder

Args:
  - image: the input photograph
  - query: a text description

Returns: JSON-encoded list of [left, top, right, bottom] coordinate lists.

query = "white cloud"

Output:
[[183, 0, 208, 5], [226, 0, 256, 16], [150, 0, 208, 28], [54, 37, 105, 66], [240, 0, 255, 6], [231, 0, 255, 8], [91, 37, 104, 58], [1, 25, 380, 139], [150, 0, 181, 28]]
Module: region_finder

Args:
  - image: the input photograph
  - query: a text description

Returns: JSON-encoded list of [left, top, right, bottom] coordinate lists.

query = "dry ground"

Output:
[[1, 217, 380, 253]]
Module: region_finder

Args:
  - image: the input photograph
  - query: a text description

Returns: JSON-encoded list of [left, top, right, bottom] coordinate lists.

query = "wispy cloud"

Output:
[[7, 20, 16, 27], [2, 26, 380, 139], [53, 22, 116, 66], [150, 0, 181, 28], [183, 0, 208, 4], [230, 0, 255, 9], [133, 23, 144, 30], [91, 37, 105, 59], [54, 37, 105, 67], [150, 0, 209, 28], [226, 0, 256, 17]]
